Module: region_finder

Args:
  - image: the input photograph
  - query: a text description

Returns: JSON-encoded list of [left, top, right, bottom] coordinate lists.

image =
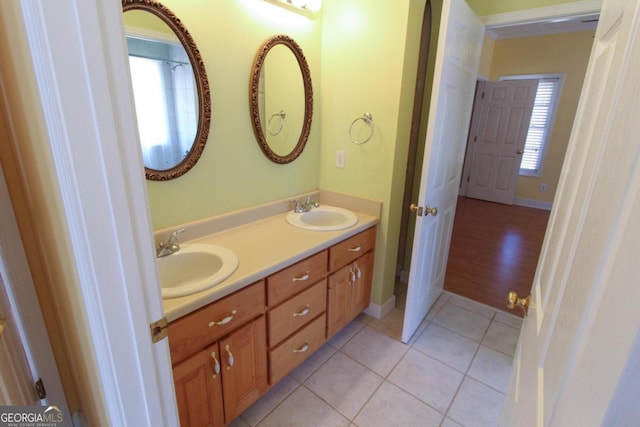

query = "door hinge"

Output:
[[481, 91, 485, 99], [35, 378, 46, 399], [150, 317, 169, 343]]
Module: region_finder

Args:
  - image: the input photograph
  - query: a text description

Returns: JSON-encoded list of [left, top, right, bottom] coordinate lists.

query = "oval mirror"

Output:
[[122, 0, 211, 180], [250, 35, 313, 164]]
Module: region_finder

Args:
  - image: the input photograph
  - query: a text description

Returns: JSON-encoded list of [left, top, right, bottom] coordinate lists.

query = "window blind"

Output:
[[520, 78, 559, 174]]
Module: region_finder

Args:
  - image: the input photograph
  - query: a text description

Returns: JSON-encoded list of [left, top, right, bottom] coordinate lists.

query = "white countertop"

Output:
[[162, 206, 379, 322]]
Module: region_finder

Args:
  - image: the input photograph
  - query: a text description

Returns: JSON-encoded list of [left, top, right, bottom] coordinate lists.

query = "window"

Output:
[[501, 74, 562, 177]]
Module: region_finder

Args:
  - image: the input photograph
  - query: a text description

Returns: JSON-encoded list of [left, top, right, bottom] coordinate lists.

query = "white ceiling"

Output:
[[487, 14, 599, 39]]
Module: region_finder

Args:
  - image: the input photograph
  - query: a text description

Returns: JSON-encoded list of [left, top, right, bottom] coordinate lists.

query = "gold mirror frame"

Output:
[[250, 35, 313, 164], [122, 0, 211, 181]]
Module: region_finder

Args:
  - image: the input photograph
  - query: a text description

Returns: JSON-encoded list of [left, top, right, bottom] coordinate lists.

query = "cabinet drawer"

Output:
[[329, 226, 376, 271], [267, 280, 327, 347], [267, 251, 328, 306], [269, 313, 326, 384], [168, 281, 266, 365]]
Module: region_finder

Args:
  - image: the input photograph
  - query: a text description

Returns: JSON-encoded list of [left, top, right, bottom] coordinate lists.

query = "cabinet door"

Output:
[[327, 264, 352, 338], [173, 342, 224, 427], [351, 251, 373, 318], [219, 316, 268, 424]]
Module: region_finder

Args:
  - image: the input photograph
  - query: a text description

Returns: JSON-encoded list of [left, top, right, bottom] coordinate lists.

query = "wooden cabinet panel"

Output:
[[267, 251, 328, 306], [268, 279, 327, 347], [329, 226, 376, 271], [327, 265, 352, 338], [173, 342, 224, 427], [219, 316, 268, 424], [269, 314, 326, 384], [351, 251, 374, 318], [168, 281, 265, 365]]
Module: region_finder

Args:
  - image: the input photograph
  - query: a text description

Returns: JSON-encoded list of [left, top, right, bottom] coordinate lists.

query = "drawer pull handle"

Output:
[[211, 351, 221, 376], [355, 264, 362, 279], [348, 245, 362, 253], [349, 267, 356, 283], [293, 305, 310, 317], [293, 343, 309, 354], [208, 309, 237, 327], [225, 344, 234, 369], [292, 272, 310, 282]]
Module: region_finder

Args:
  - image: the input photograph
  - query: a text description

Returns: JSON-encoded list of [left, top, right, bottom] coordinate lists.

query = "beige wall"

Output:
[[488, 30, 594, 202]]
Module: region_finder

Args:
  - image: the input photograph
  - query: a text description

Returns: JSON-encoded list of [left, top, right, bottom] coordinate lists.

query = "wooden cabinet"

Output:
[[169, 282, 267, 426], [168, 225, 376, 426], [327, 228, 376, 338]]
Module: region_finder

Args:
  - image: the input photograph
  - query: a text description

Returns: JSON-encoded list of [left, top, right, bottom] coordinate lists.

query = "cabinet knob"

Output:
[[293, 343, 309, 354], [293, 305, 311, 317], [211, 351, 220, 377], [208, 309, 237, 327], [292, 272, 310, 282], [225, 344, 234, 369]]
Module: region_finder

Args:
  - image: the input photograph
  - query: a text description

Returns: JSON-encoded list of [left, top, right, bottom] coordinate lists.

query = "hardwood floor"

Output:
[[444, 196, 550, 315]]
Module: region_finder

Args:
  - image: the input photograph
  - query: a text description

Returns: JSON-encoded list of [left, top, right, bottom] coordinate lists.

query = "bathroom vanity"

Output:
[[158, 193, 379, 426]]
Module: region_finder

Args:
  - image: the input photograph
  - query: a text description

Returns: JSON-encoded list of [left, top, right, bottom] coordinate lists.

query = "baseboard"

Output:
[[364, 295, 396, 320], [514, 197, 553, 211]]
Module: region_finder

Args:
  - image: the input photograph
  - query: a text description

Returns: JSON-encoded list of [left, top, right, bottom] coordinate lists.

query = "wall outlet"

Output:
[[336, 150, 345, 168], [540, 183, 547, 192]]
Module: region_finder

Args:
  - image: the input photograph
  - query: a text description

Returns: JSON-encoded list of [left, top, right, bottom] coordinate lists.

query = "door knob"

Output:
[[516, 149, 523, 155], [506, 291, 530, 314], [409, 203, 423, 216], [424, 205, 438, 216]]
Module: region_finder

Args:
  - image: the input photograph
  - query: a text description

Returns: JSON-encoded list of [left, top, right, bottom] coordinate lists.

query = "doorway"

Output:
[[396, 7, 598, 336]]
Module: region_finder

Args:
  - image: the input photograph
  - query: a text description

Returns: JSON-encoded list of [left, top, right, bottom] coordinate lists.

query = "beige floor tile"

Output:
[[426, 298, 446, 321], [240, 375, 299, 426], [327, 317, 368, 349], [290, 343, 337, 383], [353, 381, 443, 427], [482, 321, 520, 357], [388, 348, 463, 413], [257, 386, 349, 427], [467, 346, 513, 393], [304, 352, 383, 419], [342, 326, 408, 377], [432, 303, 492, 342], [227, 415, 250, 427], [368, 307, 404, 341], [447, 293, 497, 319], [413, 323, 479, 373], [448, 377, 504, 427], [441, 417, 463, 427], [494, 310, 523, 329]]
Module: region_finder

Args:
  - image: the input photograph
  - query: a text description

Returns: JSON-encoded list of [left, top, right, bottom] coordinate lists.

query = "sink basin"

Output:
[[157, 243, 238, 298], [286, 205, 358, 231]]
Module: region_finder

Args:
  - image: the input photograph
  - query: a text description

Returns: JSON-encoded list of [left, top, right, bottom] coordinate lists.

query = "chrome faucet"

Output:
[[292, 196, 319, 213], [157, 228, 185, 258]]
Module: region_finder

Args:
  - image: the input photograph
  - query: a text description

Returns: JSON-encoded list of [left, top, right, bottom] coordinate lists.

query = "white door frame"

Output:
[[11, 0, 177, 425]]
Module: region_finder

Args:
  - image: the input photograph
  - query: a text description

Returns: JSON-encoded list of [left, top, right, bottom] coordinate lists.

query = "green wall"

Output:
[[466, 0, 578, 15], [143, 0, 323, 229]]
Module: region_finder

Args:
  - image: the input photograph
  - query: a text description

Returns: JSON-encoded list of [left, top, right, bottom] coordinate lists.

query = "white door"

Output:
[[465, 79, 538, 204], [501, 0, 640, 424], [402, 0, 484, 342], [0, 161, 69, 413]]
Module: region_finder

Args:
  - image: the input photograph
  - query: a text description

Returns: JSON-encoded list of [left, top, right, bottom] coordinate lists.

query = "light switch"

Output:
[[336, 150, 345, 168]]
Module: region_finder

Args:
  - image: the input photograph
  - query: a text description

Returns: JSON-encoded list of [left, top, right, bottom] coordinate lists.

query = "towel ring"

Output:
[[349, 112, 374, 145], [268, 110, 286, 136]]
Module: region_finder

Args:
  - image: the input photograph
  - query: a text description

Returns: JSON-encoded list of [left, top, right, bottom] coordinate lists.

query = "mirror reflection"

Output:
[[123, 1, 211, 181], [127, 32, 197, 170], [250, 35, 313, 164], [258, 44, 305, 157]]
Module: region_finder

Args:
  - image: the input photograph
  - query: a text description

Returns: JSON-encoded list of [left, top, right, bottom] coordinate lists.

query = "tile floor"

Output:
[[229, 291, 522, 427]]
